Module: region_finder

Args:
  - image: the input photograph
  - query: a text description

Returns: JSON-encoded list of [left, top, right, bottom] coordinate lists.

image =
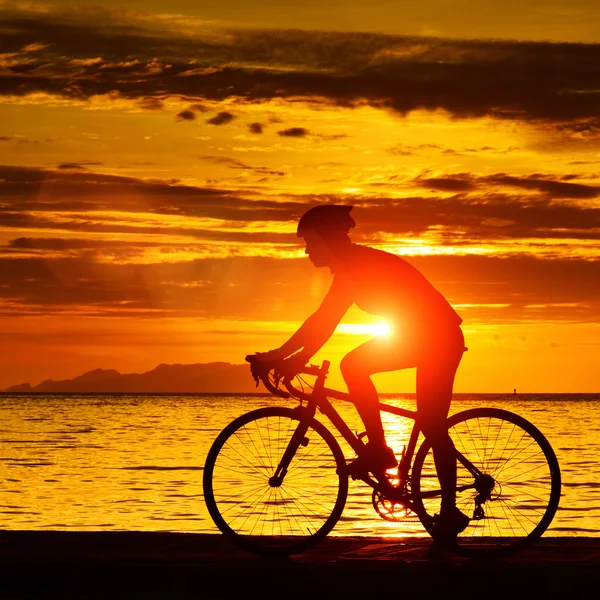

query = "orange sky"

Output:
[[0, 1, 599, 391]]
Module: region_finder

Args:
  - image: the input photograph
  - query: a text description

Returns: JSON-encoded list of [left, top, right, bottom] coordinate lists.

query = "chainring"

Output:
[[372, 477, 418, 522]]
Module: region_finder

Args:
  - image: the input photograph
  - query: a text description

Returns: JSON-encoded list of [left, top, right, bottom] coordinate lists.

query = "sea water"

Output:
[[0, 393, 598, 536]]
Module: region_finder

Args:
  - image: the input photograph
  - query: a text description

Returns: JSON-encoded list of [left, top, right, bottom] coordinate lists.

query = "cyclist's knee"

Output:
[[420, 420, 451, 448], [340, 353, 362, 381]]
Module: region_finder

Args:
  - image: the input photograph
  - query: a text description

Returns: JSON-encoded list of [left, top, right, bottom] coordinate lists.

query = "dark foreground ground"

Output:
[[0, 531, 598, 599]]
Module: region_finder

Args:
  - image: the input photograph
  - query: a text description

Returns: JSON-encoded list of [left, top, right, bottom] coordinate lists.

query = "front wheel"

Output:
[[411, 408, 561, 558], [203, 406, 348, 556]]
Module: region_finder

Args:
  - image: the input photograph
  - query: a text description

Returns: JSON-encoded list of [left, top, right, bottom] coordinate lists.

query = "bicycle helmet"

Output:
[[296, 205, 355, 237]]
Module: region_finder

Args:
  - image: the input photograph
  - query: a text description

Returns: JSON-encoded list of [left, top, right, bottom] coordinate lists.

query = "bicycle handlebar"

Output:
[[245, 354, 327, 400], [245, 355, 290, 398]]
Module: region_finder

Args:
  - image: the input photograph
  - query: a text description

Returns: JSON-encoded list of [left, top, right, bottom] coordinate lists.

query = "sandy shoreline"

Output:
[[1, 531, 599, 598]]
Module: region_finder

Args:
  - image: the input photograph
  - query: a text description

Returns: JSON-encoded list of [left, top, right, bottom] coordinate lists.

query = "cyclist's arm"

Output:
[[276, 278, 352, 361]]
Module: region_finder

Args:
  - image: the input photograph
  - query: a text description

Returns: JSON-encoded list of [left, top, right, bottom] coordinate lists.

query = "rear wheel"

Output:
[[411, 408, 561, 558], [203, 406, 348, 556]]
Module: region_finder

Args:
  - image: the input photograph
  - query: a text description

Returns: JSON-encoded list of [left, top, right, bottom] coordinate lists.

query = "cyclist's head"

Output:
[[297, 205, 355, 268], [297, 204, 355, 238]]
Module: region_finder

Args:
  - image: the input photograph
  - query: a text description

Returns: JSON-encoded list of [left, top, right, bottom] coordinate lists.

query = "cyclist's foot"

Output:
[[431, 507, 470, 546], [348, 443, 397, 479]]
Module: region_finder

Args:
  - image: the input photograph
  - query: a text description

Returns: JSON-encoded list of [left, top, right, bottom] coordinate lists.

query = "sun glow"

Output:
[[337, 322, 392, 336]]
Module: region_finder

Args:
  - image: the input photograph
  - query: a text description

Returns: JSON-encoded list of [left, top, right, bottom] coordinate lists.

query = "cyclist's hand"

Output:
[[247, 350, 287, 388], [277, 353, 309, 380]]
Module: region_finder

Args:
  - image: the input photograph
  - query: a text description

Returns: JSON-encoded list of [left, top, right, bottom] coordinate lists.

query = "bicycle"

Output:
[[203, 356, 561, 558]]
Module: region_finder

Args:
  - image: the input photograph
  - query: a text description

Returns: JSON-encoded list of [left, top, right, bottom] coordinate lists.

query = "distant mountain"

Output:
[[1, 362, 261, 393]]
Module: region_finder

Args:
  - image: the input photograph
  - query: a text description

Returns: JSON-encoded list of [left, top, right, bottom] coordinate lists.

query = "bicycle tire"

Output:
[[203, 406, 348, 556], [411, 407, 561, 558]]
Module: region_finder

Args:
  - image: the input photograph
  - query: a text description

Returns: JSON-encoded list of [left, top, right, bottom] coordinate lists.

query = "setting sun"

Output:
[[338, 322, 392, 336]]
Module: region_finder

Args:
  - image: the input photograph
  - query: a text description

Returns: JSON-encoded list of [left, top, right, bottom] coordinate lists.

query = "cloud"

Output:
[[415, 172, 600, 199], [0, 162, 599, 322], [200, 156, 250, 169], [2, 5, 599, 128], [248, 122, 263, 134], [0, 135, 39, 144], [486, 173, 600, 199], [278, 127, 310, 137], [200, 155, 286, 177], [56, 162, 102, 170], [9, 237, 144, 250], [137, 97, 164, 111], [0, 165, 302, 228], [316, 133, 348, 141], [417, 175, 476, 192], [1, 248, 599, 323], [1, 165, 599, 244], [206, 111, 235, 125], [176, 109, 196, 121]]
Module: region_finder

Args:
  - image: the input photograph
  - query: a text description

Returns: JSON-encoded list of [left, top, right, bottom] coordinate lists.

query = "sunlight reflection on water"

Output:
[[0, 393, 598, 536]]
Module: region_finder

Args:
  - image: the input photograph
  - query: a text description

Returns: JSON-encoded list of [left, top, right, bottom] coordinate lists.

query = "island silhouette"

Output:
[[1, 362, 261, 394]]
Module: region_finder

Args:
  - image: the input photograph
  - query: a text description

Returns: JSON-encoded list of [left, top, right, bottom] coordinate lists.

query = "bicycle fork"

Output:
[[268, 405, 315, 487]]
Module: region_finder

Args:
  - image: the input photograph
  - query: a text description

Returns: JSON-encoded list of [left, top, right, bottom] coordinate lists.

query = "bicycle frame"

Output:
[[208, 356, 562, 558], [268, 360, 484, 510]]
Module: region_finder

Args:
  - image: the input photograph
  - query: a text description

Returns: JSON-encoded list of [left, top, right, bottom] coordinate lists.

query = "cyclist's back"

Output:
[[326, 242, 462, 340]]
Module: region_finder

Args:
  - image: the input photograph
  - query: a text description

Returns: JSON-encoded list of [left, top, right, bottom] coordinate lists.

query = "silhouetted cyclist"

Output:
[[257, 204, 469, 541]]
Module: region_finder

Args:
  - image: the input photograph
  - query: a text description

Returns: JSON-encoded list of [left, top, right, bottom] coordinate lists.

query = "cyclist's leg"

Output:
[[416, 328, 464, 517], [340, 337, 416, 447]]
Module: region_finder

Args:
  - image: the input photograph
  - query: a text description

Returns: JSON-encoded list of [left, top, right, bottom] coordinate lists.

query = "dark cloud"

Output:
[[415, 172, 600, 199], [485, 173, 600, 199], [354, 192, 600, 241], [0, 254, 315, 320], [554, 118, 600, 138], [0, 165, 302, 228], [200, 156, 286, 177], [1, 165, 599, 242], [201, 156, 250, 169], [390, 143, 443, 156], [206, 112, 235, 125], [56, 162, 103, 170], [8, 237, 162, 250], [316, 133, 348, 141], [0, 164, 598, 322], [417, 176, 476, 193], [390, 143, 518, 157], [411, 254, 600, 324], [0, 251, 598, 324], [137, 97, 164, 110], [0, 136, 40, 144], [2, 6, 599, 127], [248, 122, 263, 134], [176, 109, 196, 121], [278, 127, 310, 137]]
